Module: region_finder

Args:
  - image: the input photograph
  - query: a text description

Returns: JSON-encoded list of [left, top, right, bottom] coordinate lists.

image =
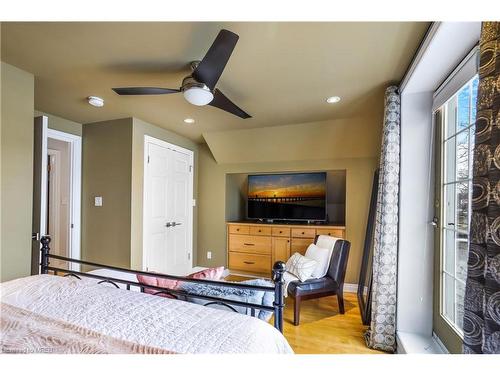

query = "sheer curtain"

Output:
[[463, 22, 500, 354]]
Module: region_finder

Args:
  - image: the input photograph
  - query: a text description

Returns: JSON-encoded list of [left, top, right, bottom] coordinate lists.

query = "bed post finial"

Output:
[[40, 236, 51, 274], [272, 261, 286, 333]]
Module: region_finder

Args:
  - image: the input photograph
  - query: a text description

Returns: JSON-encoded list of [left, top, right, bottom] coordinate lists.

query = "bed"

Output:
[[0, 237, 292, 354]]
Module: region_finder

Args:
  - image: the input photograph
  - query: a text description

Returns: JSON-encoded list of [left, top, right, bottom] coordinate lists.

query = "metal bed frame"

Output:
[[39, 236, 286, 332]]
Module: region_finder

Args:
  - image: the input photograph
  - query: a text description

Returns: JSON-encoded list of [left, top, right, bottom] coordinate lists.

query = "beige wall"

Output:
[[130, 118, 199, 270], [81, 118, 133, 268], [35, 110, 82, 136], [203, 116, 381, 164], [198, 112, 382, 284], [80, 117, 198, 270], [197, 143, 378, 284], [0, 62, 34, 281]]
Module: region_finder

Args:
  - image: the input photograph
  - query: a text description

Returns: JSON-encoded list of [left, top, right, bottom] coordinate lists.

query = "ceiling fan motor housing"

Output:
[[181, 76, 214, 106]]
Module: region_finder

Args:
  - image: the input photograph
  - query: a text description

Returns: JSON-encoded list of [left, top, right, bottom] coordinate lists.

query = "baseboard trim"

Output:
[[343, 283, 358, 293]]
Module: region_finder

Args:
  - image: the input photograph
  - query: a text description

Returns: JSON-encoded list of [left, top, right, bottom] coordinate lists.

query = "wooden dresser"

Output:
[[226, 221, 346, 277]]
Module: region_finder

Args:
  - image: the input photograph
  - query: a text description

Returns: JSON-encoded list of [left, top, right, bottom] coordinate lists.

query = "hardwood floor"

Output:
[[226, 275, 383, 354], [281, 293, 382, 354]]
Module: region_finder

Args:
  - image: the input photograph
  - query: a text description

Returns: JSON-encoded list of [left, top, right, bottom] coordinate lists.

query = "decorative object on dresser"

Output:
[[287, 236, 351, 325], [227, 222, 346, 277]]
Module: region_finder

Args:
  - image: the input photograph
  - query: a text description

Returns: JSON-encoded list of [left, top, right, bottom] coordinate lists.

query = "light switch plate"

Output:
[[94, 196, 103, 207], [207, 251, 212, 260]]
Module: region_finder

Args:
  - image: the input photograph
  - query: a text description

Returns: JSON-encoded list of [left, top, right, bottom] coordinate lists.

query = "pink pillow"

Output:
[[137, 267, 224, 299], [137, 274, 179, 299], [187, 267, 224, 280]]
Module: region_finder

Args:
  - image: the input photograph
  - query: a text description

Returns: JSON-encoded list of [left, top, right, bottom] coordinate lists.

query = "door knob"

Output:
[[166, 222, 182, 227]]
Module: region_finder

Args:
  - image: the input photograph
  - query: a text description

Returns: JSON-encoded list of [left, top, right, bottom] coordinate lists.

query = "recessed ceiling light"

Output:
[[184, 118, 195, 124], [326, 96, 341, 104], [87, 96, 104, 107]]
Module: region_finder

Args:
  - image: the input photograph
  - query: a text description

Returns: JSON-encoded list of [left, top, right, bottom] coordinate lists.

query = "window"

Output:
[[437, 75, 478, 335]]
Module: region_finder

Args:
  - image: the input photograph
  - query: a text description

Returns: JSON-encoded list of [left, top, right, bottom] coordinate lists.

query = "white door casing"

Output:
[[47, 129, 82, 272], [143, 136, 194, 275], [32, 119, 82, 274], [31, 116, 48, 274]]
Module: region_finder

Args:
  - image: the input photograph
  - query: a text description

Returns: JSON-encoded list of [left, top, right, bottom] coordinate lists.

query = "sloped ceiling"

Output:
[[1, 22, 428, 143], [203, 113, 382, 164]]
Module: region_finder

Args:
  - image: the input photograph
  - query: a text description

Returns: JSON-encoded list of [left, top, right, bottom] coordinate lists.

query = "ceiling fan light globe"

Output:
[[183, 86, 214, 106]]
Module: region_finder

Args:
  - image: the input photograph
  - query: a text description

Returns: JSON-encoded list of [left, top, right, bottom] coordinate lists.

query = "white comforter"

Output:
[[0, 275, 293, 354]]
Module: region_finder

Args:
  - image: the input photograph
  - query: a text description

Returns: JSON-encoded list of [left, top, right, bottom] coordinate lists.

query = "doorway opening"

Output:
[[47, 129, 81, 271], [32, 116, 81, 273]]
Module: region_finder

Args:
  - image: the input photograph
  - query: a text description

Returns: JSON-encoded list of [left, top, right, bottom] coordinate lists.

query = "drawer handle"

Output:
[[243, 261, 255, 265], [279, 231, 283, 233], [243, 243, 255, 246], [258, 230, 261, 232], [236, 228, 240, 231], [301, 232, 305, 235]]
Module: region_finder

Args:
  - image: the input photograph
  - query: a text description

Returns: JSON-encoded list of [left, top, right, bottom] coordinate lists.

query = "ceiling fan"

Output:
[[112, 29, 251, 119]]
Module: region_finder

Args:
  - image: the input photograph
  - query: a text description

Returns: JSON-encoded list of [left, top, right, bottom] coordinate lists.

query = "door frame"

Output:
[[47, 148, 62, 255], [32, 116, 49, 275], [142, 135, 194, 273], [47, 129, 82, 271], [432, 49, 478, 354]]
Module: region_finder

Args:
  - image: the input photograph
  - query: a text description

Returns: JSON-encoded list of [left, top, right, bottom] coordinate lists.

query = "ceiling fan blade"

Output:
[[112, 87, 180, 95], [209, 89, 251, 119], [192, 29, 239, 90]]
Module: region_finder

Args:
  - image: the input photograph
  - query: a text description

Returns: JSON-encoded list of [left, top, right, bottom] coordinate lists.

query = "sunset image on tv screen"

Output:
[[247, 173, 327, 221], [248, 173, 326, 198]]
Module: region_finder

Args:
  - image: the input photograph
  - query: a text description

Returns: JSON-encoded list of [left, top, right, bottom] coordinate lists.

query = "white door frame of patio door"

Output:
[[47, 128, 82, 271], [143, 135, 194, 273]]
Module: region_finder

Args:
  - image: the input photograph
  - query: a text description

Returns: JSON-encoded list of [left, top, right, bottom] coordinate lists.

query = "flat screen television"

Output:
[[247, 172, 327, 221]]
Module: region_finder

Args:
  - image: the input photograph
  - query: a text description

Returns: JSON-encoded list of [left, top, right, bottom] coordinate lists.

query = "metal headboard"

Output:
[[39, 236, 285, 332]]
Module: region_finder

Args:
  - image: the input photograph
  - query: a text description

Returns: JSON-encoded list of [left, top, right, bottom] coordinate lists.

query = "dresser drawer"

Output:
[[290, 238, 313, 256], [229, 252, 271, 275], [228, 234, 272, 254], [316, 228, 345, 238], [249, 226, 272, 236], [272, 227, 290, 237], [228, 224, 250, 235], [291, 228, 316, 238]]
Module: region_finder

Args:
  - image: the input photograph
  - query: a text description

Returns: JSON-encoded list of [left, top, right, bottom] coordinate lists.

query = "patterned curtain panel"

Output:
[[366, 86, 400, 352], [464, 22, 500, 354]]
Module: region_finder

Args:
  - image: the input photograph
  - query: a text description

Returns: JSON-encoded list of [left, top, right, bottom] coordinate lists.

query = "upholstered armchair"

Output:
[[287, 236, 350, 325]]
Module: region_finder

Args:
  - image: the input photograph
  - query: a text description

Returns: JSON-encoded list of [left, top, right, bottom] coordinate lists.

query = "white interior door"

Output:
[[144, 137, 193, 275], [168, 150, 192, 274]]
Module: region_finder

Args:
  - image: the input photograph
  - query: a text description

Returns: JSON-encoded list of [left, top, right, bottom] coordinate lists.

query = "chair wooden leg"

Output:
[[337, 292, 345, 314], [293, 296, 301, 326]]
